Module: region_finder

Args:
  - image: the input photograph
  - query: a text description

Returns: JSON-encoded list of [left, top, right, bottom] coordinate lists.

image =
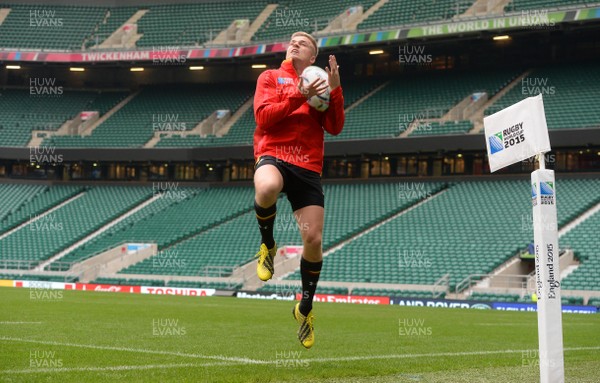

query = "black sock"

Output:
[[299, 257, 322, 316], [255, 201, 276, 249]]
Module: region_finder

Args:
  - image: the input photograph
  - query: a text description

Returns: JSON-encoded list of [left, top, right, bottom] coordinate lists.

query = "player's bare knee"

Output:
[[255, 181, 281, 206], [303, 230, 322, 250]]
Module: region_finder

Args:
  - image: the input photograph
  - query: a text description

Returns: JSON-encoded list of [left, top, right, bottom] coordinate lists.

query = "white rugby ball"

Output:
[[300, 66, 330, 112]]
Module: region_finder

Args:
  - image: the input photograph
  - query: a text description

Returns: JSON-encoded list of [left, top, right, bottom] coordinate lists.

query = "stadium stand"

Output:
[[0, 184, 48, 227], [48, 186, 256, 270], [560, 207, 600, 291], [135, 2, 267, 47], [485, 63, 600, 130], [4, 64, 600, 147], [0, 185, 82, 233], [0, 4, 105, 50], [0, 89, 127, 147], [281, 179, 600, 290], [329, 69, 520, 141], [43, 84, 254, 148], [118, 182, 445, 277], [0, 2, 267, 50], [154, 107, 258, 148], [0, 186, 151, 268], [0, 1, 596, 52], [86, 6, 138, 48], [357, 0, 474, 31], [252, 0, 379, 42], [118, 204, 302, 277], [505, 0, 593, 12], [156, 78, 385, 148], [4, 177, 595, 280]]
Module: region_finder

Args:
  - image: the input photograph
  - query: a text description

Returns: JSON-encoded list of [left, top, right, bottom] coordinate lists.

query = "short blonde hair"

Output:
[[291, 31, 318, 57]]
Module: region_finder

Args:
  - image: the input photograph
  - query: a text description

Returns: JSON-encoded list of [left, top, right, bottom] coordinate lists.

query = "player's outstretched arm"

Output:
[[325, 55, 341, 90], [324, 55, 344, 136]]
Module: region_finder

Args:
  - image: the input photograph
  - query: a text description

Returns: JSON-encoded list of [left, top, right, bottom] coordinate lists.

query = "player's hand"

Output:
[[326, 55, 340, 90], [297, 77, 328, 99]]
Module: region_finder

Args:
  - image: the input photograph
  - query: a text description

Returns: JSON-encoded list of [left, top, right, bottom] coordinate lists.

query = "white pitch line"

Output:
[[2, 336, 598, 368], [0, 337, 268, 365], [1, 361, 234, 375], [302, 346, 600, 364], [0, 322, 43, 325], [473, 323, 531, 326]]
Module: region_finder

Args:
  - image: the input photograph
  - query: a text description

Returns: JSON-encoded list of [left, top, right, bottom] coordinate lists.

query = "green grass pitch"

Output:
[[0, 287, 599, 382]]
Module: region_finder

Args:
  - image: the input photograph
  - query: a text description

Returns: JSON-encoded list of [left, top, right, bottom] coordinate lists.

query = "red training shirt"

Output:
[[253, 59, 345, 174]]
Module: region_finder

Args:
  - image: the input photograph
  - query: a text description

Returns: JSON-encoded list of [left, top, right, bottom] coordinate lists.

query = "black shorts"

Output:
[[255, 155, 324, 212]]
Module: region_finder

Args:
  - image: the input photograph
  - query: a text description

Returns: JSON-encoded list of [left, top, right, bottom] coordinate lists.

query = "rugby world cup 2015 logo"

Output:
[[532, 182, 537, 206], [489, 132, 504, 154], [540, 181, 554, 205]]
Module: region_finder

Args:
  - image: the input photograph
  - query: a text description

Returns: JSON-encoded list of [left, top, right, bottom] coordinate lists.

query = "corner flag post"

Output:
[[484, 94, 565, 383], [531, 153, 564, 383]]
